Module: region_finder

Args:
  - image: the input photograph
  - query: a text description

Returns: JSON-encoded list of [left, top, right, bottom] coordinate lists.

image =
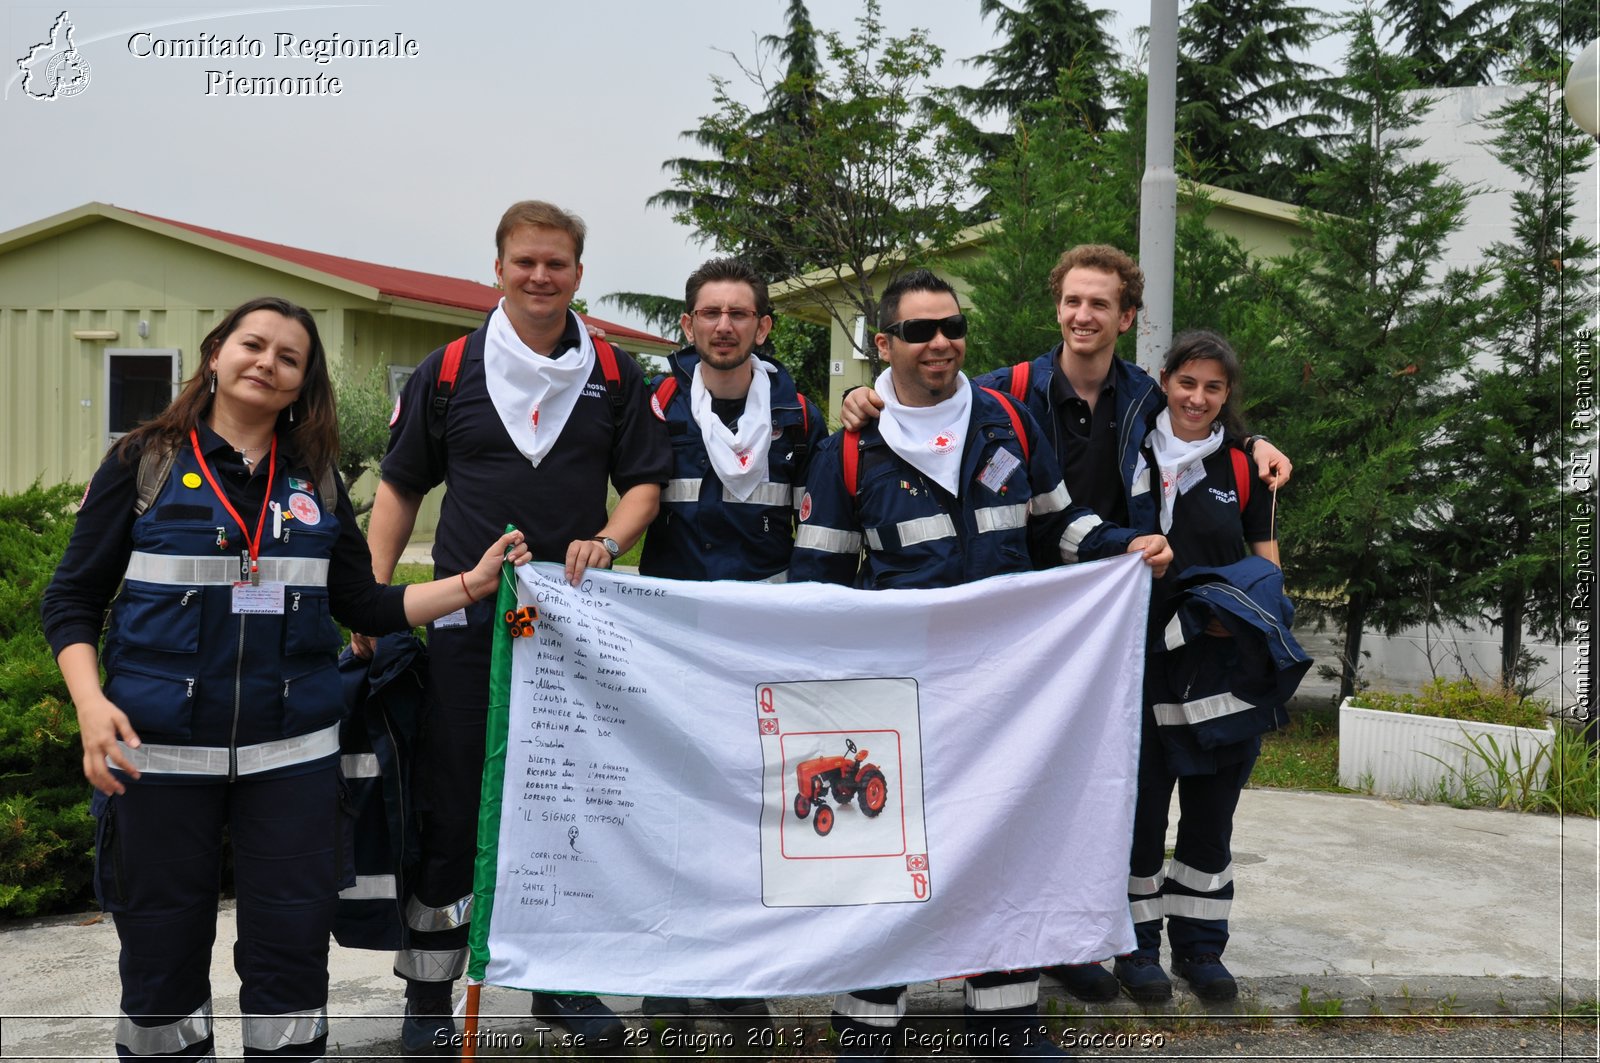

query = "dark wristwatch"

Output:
[[592, 536, 621, 560]]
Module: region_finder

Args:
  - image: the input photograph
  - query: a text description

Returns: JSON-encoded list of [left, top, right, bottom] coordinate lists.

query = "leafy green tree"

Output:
[[1176, 0, 1335, 202], [1383, 0, 1505, 86], [1249, 3, 1489, 699], [1429, 66, 1596, 686], [660, 0, 974, 371], [331, 365, 394, 515], [956, 67, 1136, 375]]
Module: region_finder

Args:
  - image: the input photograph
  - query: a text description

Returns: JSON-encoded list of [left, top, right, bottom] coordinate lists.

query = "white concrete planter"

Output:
[[1337, 696, 1557, 800]]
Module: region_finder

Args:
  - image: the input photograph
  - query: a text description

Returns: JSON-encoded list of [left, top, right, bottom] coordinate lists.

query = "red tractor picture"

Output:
[[792, 739, 888, 836]]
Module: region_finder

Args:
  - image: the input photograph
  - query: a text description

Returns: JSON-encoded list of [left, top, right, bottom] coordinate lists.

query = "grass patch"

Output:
[[1354, 677, 1549, 728], [1249, 704, 1341, 791]]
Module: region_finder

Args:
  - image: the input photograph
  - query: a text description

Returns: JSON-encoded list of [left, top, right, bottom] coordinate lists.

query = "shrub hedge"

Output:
[[0, 482, 92, 918]]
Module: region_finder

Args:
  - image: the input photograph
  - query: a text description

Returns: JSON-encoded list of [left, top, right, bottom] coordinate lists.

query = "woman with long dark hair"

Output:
[[43, 296, 530, 1060], [1113, 329, 1300, 1006]]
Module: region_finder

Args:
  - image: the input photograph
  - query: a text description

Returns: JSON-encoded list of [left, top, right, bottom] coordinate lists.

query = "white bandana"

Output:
[[874, 367, 972, 495], [1147, 408, 1226, 534], [690, 356, 778, 501], [483, 302, 595, 468]]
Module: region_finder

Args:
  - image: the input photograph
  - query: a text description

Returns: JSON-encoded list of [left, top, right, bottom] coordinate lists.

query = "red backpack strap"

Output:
[[592, 337, 622, 392], [795, 391, 810, 435], [1231, 447, 1250, 512], [842, 429, 861, 497], [429, 335, 471, 435], [980, 386, 1030, 464], [1008, 359, 1032, 401], [650, 376, 678, 421]]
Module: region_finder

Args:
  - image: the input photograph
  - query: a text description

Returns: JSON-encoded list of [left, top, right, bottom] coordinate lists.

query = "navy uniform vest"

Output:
[[102, 440, 346, 780]]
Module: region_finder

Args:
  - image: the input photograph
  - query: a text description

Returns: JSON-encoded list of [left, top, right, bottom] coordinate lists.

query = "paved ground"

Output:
[[3, 788, 1595, 1060]]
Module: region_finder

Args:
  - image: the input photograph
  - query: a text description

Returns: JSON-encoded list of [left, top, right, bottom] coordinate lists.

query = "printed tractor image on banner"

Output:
[[468, 560, 1150, 999], [758, 679, 930, 906]]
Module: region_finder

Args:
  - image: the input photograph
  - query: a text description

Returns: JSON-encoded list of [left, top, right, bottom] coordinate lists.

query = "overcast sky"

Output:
[[0, 0, 1355, 335]]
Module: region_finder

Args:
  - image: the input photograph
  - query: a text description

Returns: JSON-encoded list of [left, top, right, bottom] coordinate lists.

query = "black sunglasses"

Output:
[[882, 314, 968, 343]]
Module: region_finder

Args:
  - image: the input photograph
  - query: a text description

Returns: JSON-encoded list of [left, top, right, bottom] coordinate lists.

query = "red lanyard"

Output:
[[190, 427, 277, 584]]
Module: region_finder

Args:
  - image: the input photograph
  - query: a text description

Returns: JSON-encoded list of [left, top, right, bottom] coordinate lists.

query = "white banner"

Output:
[[472, 557, 1150, 998]]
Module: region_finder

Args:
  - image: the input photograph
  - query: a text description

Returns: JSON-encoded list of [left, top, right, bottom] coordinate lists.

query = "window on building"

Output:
[[106, 349, 179, 442]]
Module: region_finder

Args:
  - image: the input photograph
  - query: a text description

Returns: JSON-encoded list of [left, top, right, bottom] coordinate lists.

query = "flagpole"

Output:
[[462, 982, 482, 1059]]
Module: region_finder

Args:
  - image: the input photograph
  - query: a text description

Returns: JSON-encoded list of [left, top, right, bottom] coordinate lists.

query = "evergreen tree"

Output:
[[1429, 66, 1596, 686], [657, 0, 973, 370], [957, 0, 1120, 133], [1176, 0, 1335, 203], [1383, 0, 1504, 86], [1249, 3, 1489, 699]]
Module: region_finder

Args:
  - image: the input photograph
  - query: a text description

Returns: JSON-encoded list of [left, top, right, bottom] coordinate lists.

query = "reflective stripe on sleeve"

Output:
[[1152, 692, 1257, 728], [795, 526, 863, 555], [1029, 481, 1071, 515], [792, 486, 806, 510], [123, 552, 329, 587], [864, 528, 884, 551], [339, 875, 397, 900], [241, 1008, 327, 1051], [113, 723, 339, 777], [340, 753, 380, 778], [394, 947, 469, 983], [117, 1000, 212, 1055], [832, 989, 907, 1026], [964, 979, 1039, 1010], [975, 503, 1029, 534], [663, 478, 702, 503], [1168, 859, 1234, 893], [1059, 513, 1103, 561], [1163, 612, 1189, 651], [407, 893, 472, 932], [896, 514, 958, 547], [1164, 894, 1232, 920]]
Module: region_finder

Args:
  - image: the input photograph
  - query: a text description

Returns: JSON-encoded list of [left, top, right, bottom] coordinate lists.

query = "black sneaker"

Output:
[[962, 1004, 1071, 1058], [530, 992, 625, 1049], [830, 1011, 899, 1063], [642, 995, 695, 1041], [399, 996, 456, 1057], [1112, 956, 1173, 1003], [1044, 962, 1120, 1003], [1171, 953, 1239, 1002], [710, 997, 773, 1042]]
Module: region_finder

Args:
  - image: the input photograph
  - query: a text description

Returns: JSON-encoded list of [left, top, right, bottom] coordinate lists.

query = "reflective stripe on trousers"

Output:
[[833, 986, 907, 1027], [241, 1007, 328, 1051], [117, 1000, 213, 1056]]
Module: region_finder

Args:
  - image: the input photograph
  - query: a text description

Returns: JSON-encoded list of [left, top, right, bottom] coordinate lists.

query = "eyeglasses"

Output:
[[691, 307, 761, 325], [881, 314, 968, 343]]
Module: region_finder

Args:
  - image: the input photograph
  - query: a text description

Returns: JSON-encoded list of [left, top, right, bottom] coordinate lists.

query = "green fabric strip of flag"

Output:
[[466, 542, 520, 982]]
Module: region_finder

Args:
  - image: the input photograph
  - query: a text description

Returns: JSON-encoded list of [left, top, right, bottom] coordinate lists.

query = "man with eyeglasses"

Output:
[[638, 257, 824, 584], [791, 269, 1169, 1060], [630, 257, 823, 1038]]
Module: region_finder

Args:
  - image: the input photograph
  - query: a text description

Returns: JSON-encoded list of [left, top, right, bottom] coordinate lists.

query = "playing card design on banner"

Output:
[[467, 557, 1150, 999], [758, 678, 930, 905]]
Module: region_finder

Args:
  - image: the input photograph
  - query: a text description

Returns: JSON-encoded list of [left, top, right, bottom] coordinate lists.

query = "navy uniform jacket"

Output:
[[790, 384, 1136, 590], [974, 348, 1162, 531], [639, 347, 826, 581]]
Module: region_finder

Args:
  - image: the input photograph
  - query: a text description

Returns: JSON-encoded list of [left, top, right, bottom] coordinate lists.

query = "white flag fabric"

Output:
[[467, 557, 1150, 998]]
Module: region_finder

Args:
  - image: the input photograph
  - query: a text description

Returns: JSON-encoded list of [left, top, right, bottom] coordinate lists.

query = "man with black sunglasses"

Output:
[[841, 246, 1292, 1005], [791, 269, 1170, 1060]]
